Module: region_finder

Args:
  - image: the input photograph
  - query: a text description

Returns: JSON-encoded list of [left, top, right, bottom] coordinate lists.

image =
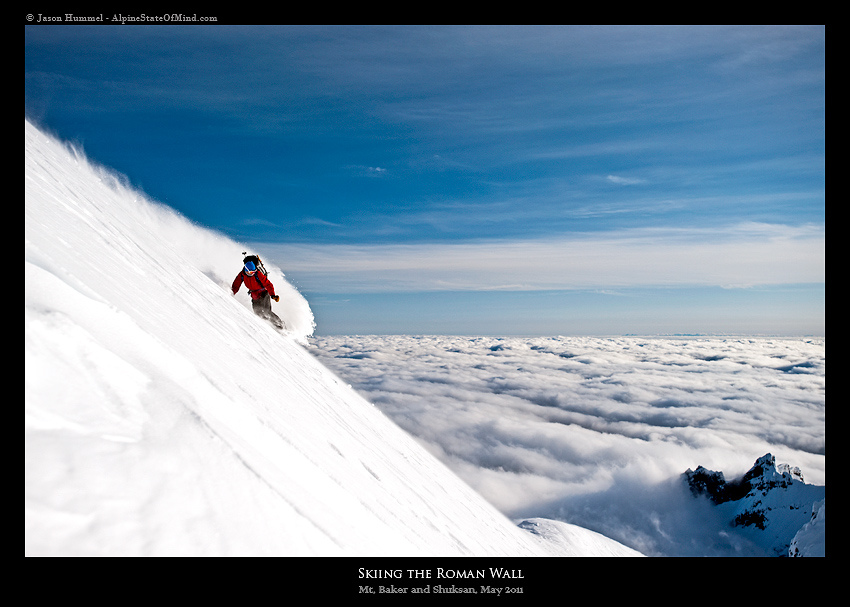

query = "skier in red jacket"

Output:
[[232, 259, 285, 330]]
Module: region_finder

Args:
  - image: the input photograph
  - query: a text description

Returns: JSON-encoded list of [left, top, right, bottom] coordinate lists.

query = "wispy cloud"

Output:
[[299, 217, 344, 228], [344, 164, 388, 176], [259, 222, 824, 293], [607, 175, 647, 186], [240, 217, 280, 228]]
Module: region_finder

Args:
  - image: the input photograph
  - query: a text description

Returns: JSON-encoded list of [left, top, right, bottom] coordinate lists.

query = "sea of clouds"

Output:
[[307, 335, 825, 556]]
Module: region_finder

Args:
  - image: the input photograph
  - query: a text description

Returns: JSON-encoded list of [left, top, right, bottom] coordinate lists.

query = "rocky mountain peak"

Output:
[[684, 453, 825, 556]]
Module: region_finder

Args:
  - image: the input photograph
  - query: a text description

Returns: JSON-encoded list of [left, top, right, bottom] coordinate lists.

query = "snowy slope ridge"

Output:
[[24, 120, 640, 557]]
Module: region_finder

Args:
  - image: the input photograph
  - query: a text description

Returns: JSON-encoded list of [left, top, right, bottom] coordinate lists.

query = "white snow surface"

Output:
[[24, 120, 642, 557], [789, 500, 825, 557]]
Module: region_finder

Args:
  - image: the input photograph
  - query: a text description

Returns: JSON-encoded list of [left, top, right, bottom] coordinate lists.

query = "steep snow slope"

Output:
[[24, 120, 640, 557], [789, 500, 825, 557]]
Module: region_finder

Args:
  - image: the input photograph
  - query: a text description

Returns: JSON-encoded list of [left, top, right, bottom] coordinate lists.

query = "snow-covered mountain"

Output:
[[789, 500, 825, 557], [685, 453, 825, 556], [24, 119, 643, 558]]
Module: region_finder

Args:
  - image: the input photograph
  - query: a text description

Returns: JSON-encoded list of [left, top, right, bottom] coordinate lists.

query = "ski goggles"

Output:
[[244, 261, 257, 275]]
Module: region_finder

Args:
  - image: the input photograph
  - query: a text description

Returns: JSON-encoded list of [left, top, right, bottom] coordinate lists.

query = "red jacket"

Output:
[[232, 269, 277, 300]]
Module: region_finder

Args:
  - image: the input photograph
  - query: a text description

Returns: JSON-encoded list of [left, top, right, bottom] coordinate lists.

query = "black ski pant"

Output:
[[252, 291, 284, 329]]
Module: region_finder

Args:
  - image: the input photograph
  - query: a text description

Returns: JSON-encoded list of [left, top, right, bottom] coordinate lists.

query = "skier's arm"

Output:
[[231, 273, 244, 294]]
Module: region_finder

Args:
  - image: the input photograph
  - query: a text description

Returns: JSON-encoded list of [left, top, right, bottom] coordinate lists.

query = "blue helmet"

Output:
[[244, 261, 257, 273]]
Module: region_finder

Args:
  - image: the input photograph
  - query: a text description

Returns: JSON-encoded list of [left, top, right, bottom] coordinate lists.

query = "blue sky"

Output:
[[25, 25, 825, 335]]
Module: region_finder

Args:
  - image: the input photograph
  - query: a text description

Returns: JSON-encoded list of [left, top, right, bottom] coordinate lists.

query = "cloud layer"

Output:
[[308, 335, 825, 555], [261, 222, 824, 293]]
